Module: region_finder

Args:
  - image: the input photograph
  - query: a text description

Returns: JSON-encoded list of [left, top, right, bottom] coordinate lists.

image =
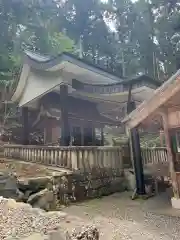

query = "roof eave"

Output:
[[24, 51, 121, 82], [122, 69, 180, 128], [11, 63, 30, 103]]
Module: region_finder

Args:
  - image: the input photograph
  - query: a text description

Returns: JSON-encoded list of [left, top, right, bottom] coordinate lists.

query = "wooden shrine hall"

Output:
[[12, 50, 160, 146]]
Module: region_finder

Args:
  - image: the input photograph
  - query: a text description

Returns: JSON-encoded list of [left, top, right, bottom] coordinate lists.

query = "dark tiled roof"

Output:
[[25, 50, 121, 79], [24, 50, 160, 86]]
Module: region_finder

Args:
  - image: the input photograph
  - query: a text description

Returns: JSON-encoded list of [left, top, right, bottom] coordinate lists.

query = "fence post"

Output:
[[71, 149, 78, 170]]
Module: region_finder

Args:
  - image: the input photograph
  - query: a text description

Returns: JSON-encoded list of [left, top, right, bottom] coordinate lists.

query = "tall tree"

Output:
[[0, 0, 75, 86], [2, 0, 180, 85], [58, 0, 123, 76], [0, 0, 75, 132]]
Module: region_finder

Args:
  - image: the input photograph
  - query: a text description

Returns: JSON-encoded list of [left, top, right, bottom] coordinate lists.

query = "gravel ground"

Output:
[[63, 192, 180, 240], [0, 197, 68, 239], [1, 192, 180, 239]]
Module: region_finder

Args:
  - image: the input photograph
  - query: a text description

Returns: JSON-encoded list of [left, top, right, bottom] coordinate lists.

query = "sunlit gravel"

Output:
[[0, 197, 66, 240]]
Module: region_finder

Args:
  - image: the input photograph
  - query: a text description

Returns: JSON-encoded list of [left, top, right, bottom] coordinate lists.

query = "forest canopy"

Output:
[[1, 0, 180, 87]]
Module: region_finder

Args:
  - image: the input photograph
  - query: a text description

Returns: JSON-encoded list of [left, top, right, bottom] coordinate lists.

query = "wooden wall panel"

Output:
[[168, 111, 180, 128]]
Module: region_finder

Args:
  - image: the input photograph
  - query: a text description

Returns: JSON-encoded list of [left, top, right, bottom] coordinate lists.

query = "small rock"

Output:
[[0, 172, 21, 199], [24, 190, 33, 200], [124, 170, 136, 191], [68, 225, 99, 240], [16, 189, 25, 201], [27, 188, 55, 210], [19, 177, 52, 193], [4, 173, 18, 190]]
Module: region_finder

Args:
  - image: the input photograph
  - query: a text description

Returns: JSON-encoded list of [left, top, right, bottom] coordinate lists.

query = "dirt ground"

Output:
[[60, 192, 180, 240], [0, 158, 66, 179]]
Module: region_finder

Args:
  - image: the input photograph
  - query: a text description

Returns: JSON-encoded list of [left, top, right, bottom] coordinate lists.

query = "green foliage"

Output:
[[0, 0, 75, 88], [140, 134, 162, 148], [48, 32, 75, 55], [1, 0, 180, 87]]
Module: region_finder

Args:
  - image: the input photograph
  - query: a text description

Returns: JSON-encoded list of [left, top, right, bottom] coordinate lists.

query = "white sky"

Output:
[[101, 0, 138, 32]]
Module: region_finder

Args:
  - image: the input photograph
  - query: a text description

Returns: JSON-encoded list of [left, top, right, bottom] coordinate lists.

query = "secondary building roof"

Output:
[[123, 69, 180, 129]]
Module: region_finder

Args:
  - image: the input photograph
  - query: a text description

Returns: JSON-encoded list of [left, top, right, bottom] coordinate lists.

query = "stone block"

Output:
[[27, 188, 55, 210], [18, 177, 53, 193], [171, 197, 180, 209], [124, 169, 136, 191], [0, 172, 24, 200], [90, 179, 102, 189]]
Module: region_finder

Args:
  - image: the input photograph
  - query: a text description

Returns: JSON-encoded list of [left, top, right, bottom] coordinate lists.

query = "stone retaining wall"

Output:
[[17, 168, 125, 209], [54, 168, 125, 205], [2, 145, 125, 207]]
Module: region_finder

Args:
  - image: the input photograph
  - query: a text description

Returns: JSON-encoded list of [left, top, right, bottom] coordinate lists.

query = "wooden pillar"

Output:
[[130, 127, 145, 195], [159, 130, 164, 147], [127, 101, 145, 195], [22, 107, 29, 145], [45, 118, 53, 144], [69, 125, 73, 146], [100, 127, 104, 146], [161, 111, 180, 198], [43, 127, 46, 145], [92, 126, 96, 146], [51, 119, 60, 144], [80, 125, 84, 146], [60, 84, 70, 146]]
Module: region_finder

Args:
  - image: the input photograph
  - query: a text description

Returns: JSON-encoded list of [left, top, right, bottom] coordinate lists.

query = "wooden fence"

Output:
[[141, 147, 168, 165], [4, 145, 123, 172], [3, 144, 169, 171]]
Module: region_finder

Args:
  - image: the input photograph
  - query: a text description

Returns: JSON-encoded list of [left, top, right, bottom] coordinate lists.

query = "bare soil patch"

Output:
[[0, 158, 53, 179]]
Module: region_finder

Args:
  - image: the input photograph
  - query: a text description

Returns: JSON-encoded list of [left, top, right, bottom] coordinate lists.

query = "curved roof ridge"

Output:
[[24, 50, 51, 62], [23, 50, 121, 80]]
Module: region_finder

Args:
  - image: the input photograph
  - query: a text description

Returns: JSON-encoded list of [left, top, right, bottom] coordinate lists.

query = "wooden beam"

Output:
[[60, 84, 70, 146], [130, 127, 146, 195], [45, 118, 53, 144], [81, 125, 84, 146], [101, 127, 104, 146], [92, 126, 96, 146], [22, 107, 29, 145], [127, 101, 145, 196], [159, 130, 164, 147], [161, 110, 180, 198], [127, 75, 180, 129]]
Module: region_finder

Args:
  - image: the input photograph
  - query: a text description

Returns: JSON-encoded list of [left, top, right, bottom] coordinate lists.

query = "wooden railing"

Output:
[[141, 147, 168, 165], [4, 145, 123, 172]]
